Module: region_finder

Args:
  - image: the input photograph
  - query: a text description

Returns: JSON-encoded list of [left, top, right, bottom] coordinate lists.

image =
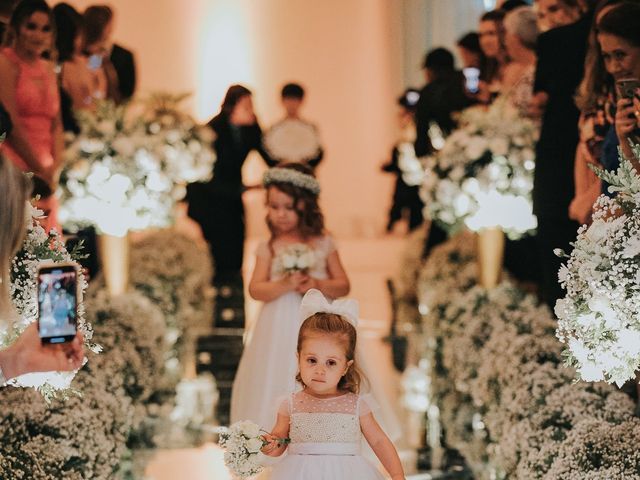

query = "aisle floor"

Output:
[[146, 235, 411, 479]]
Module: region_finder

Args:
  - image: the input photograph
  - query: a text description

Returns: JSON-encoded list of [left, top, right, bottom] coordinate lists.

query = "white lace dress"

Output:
[[230, 236, 336, 429], [271, 391, 385, 480]]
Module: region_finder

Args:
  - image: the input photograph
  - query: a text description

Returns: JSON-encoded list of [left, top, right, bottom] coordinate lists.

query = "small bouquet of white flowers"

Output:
[[219, 420, 289, 479], [273, 243, 316, 276], [420, 101, 538, 239], [555, 145, 640, 386]]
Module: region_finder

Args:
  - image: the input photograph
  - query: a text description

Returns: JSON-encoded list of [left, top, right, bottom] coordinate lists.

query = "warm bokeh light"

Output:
[[195, 1, 255, 122]]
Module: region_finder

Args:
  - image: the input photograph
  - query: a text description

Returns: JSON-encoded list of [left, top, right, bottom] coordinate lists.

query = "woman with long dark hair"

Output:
[[188, 84, 276, 284]]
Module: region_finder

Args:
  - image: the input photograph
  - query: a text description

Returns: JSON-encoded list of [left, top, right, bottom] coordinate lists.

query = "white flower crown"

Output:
[[262, 167, 321, 195]]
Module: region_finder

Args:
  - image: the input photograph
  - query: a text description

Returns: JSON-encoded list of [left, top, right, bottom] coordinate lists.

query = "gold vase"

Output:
[[476, 227, 505, 289], [97, 233, 130, 295]]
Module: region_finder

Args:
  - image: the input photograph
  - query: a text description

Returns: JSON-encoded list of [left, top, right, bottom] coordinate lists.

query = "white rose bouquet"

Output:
[[59, 97, 215, 236], [219, 420, 289, 479], [273, 243, 316, 276], [420, 101, 538, 239], [556, 146, 640, 386]]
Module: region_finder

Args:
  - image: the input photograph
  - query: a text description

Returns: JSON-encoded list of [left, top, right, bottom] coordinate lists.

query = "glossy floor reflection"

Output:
[[146, 234, 412, 479]]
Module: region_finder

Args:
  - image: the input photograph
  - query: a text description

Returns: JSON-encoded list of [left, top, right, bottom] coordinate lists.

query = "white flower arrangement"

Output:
[[2, 204, 99, 400], [59, 97, 215, 236], [420, 101, 538, 239], [411, 230, 640, 478], [219, 420, 289, 479], [272, 243, 317, 276], [555, 146, 640, 386]]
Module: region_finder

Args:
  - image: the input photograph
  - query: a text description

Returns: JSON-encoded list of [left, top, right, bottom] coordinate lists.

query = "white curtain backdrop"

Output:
[[400, 0, 492, 88]]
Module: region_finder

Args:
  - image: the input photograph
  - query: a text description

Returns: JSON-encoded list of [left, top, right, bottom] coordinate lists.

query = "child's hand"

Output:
[[283, 271, 306, 291], [296, 276, 318, 294], [260, 433, 278, 454]]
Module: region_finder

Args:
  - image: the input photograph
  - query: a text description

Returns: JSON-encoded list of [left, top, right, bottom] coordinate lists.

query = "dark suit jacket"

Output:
[[414, 71, 471, 157], [532, 12, 592, 217], [110, 43, 136, 101]]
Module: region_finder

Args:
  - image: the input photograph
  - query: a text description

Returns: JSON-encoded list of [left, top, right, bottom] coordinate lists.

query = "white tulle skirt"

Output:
[[230, 292, 302, 430], [270, 451, 384, 480]]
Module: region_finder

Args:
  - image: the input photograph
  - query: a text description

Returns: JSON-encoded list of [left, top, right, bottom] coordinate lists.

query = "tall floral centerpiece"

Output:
[[421, 101, 538, 287], [59, 98, 216, 294], [556, 146, 640, 391]]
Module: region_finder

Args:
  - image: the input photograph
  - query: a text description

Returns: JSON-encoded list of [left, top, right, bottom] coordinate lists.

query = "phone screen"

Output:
[[463, 67, 480, 94], [616, 78, 640, 100], [37, 264, 78, 344], [88, 54, 103, 71]]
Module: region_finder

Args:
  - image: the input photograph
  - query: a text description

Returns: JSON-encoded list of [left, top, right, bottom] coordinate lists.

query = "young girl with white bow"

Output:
[[261, 289, 405, 480], [230, 164, 350, 430]]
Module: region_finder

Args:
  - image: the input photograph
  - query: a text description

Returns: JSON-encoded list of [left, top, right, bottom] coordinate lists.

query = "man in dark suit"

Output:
[[532, 5, 594, 309], [110, 43, 136, 101]]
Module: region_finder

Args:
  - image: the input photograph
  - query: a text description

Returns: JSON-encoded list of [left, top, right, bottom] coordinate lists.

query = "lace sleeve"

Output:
[[277, 395, 290, 417], [319, 235, 336, 256], [358, 394, 379, 417]]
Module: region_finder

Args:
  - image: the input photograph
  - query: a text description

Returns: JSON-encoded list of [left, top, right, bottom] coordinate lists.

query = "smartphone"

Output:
[[88, 53, 103, 71], [616, 78, 640, 100], [463, 67, 480, 95], [37, 263, 79, 344]]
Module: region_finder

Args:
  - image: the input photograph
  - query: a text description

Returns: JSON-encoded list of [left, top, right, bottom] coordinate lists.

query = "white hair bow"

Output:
[[299, 289, 359, 327]]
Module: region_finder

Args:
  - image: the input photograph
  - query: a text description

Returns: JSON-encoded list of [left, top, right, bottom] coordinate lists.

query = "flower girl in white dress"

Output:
[[261, 289, 405, 480], [230, 164, 350, 430]]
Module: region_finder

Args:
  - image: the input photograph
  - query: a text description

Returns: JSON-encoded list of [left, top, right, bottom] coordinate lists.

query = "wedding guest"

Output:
[[52, 2, 81, 132], [415, 48, 470, 255], [600, 3, 640, 166], [532, 0, 594, 308], [571, 0, 629, 223], [503, 6, 540, 111], [58, 4, 119, 109], [0, 155, 83, 385], [0, 0, 63, 233], [83, 4, 135, 102], [381, 88, 424, 232], [187, 84, 276, 284], [414, 48, 470, 156], [264, 82, 324, 169], [456, 32, 485, 70], [535, 0, 583, 31], [477, 10, 510, 103]]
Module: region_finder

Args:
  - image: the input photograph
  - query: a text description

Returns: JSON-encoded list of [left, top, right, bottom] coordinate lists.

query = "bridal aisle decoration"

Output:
[[556, 148, 640, 386], [420, 101, 538, 240], [0, 229, 215, 479], [398, 232, 640, 479], [59, 97, 215, 236]]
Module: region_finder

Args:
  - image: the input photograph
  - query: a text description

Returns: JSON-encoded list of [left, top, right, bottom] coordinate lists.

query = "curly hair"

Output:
[[296, 312, 364, 394], [265, 162, 324, 241]]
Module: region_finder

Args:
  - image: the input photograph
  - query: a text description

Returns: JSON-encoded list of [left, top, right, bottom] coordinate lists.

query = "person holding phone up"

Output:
[[598, 2, 640, 180], [599, 3, 640, 166], [0, 155, 84, 386]]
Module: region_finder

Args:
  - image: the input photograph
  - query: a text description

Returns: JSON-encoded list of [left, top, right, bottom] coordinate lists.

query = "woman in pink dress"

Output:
[[0, 0, 63, 232]]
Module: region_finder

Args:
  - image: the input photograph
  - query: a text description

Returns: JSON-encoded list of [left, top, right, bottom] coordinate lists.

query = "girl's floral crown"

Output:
[[263, 167, 321, 195], [299, 289, 359, 328]]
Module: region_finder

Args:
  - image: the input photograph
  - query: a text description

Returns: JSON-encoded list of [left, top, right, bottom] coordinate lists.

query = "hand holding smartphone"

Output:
[[37, 263, 79, 344]]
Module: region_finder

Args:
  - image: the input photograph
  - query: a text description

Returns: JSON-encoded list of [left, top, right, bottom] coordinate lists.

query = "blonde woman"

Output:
[[0, 155, 83, 385]]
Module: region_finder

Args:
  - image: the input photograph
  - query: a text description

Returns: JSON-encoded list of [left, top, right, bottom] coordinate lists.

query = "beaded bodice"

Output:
[[286, 391, 364, 444]]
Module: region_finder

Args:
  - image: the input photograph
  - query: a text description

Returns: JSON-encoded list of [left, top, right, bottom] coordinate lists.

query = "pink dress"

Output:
[[1, 47, 61, 232]]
